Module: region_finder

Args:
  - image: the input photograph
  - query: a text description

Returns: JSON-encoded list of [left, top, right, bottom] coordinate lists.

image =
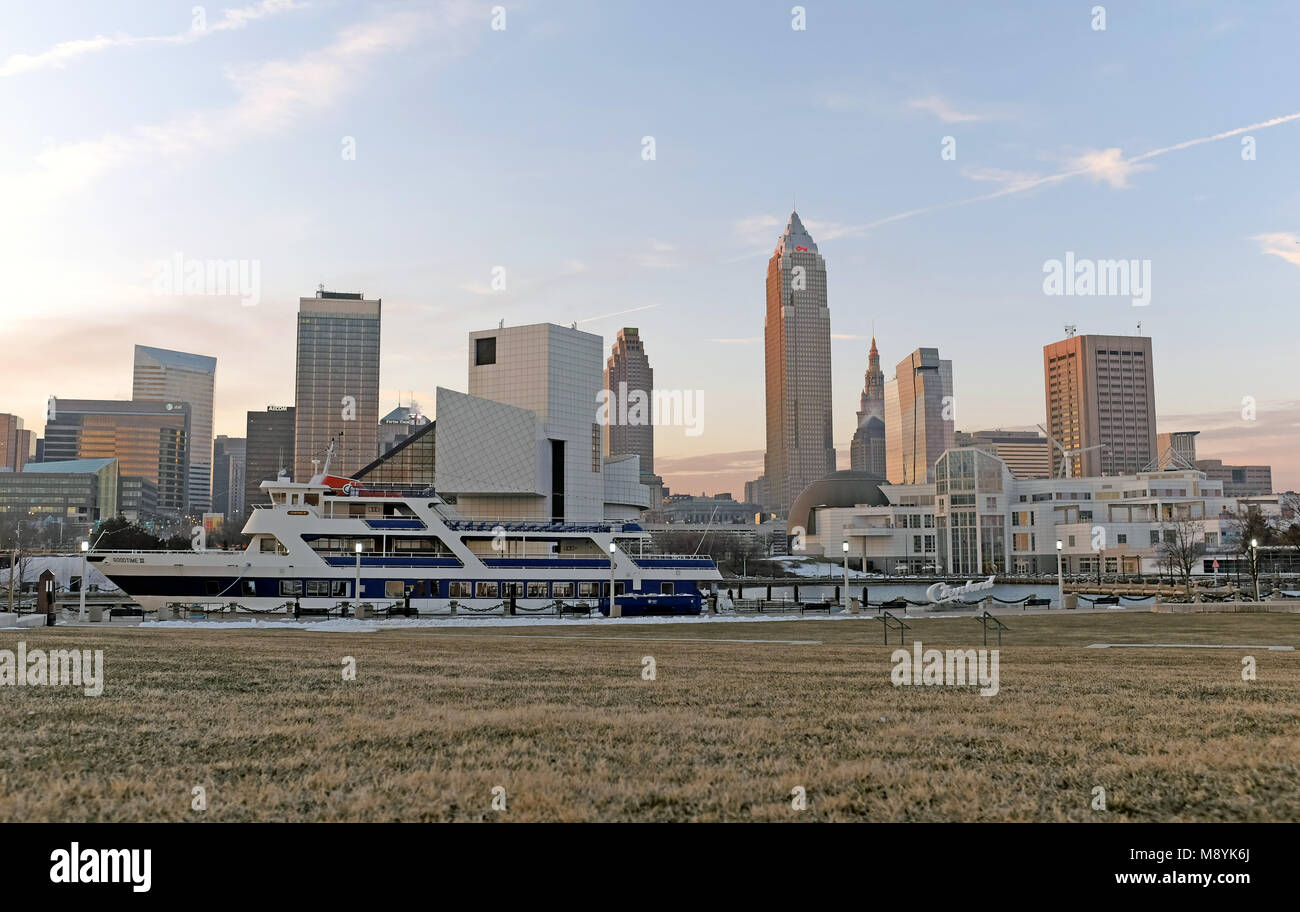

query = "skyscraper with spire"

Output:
[[850, 336, 886, 476], [763, 211, 834, 514]]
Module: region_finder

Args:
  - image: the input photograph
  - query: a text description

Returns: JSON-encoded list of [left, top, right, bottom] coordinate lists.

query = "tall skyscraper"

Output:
[[212, 435, 246, 523], [0, 413, 36, 471], [849, 337, 886, 476], [132, 345, 216, 513], [763, 211, 834, 513], [43, 398, 191, 516], [884, 348, 954, 484], [244, 406, 295, 513], [603, 327, 654, 473], [1043, 333, 1156, 478], [294, 290, 381, 480], [603, 327, 663, 519]]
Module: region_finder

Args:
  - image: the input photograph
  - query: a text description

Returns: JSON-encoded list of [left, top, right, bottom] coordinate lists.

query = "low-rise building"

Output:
[[795, 448, 1277, 576]]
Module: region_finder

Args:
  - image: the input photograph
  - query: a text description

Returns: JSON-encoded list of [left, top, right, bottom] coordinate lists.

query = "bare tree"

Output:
[[1228, 507, 1276, 600], [1157, 516, 1204, 599]]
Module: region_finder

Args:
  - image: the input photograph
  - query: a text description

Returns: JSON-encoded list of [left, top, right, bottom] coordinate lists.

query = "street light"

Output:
[[1055, 539, 1064, 609], [608, 541, 620, 618], [79, 539, 89, 621], [841, 540, 849, 613], [1250, 538, 1260, 602], [353, 541, 363, 616]]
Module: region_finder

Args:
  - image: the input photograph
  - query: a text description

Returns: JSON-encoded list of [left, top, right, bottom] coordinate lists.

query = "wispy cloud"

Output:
[[3, 4, 476, 207], [0, 0, 309, 77], [906, 94, 989, 124], [1251, 232, 1300, 267], [631, 240, 683, 270]]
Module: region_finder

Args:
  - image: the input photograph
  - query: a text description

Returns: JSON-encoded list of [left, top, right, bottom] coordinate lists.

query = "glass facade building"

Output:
[[294, 291, 381, 481], [132, 345, 216, 513], [43, 399, 190, 516], [244, 406, 295, 515], [935, 447, 1008, 575]]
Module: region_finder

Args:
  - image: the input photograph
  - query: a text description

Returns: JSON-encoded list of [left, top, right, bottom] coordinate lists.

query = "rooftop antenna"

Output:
[[1064, 324, 1077, 338], [499, 318, 504, 329], [1136, 321, 1142, 335]]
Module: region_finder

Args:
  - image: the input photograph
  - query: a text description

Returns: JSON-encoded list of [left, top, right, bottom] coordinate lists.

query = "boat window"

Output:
[[553, 582, 574, 598], [279, 580, 304, 596], [527, 581, 549, 598], [306, 580, 330, 597], [331, 581, 349, 597], [660, 582, 674, 595], [259, 536, 287, 554], [243, 580, 256, 596], [578, 582, 597, 598], [475, 581, 498, 598], [385, 581, 405, 599], [305, 494, 320, 506], [503, 582, 524, 598], [449, 581, 472, 598]]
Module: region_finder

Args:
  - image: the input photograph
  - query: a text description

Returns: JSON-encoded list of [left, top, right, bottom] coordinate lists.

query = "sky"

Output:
[[2, 0, 1297, 497]]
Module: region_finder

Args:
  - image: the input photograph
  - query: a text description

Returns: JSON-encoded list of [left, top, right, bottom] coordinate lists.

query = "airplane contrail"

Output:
[[861, 110, 1300, 231]]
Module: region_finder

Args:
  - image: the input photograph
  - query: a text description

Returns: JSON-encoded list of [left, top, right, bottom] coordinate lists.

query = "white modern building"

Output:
[[356, 323, 651, 522], [793, 447, 1279, 576]]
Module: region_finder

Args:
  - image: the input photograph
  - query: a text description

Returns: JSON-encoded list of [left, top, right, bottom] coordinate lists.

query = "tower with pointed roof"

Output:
[[850, 336, 886, 476], [763, 211, 835, 514]]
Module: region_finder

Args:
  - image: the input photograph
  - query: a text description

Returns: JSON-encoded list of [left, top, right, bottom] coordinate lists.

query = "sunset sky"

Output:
[[3, 0, 1297, 496]]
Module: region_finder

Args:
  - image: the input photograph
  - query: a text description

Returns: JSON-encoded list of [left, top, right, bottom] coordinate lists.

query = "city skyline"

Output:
[[3, 1, 1298, 498]]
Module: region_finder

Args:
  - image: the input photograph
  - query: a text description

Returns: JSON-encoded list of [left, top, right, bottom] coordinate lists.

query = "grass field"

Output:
[[1, 612, 1297, 822]]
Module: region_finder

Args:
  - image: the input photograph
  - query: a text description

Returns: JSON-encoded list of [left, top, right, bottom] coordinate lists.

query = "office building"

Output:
[[763, 211, 835, 513], [603, 327, 663, 518], [0, 458, 119, 537], [1194, 459, 1273, 497], [294, 289, 381, 481], [212, 435, 247, 523], [0, 414, 37, 471], [1043, 333, 1156, 478], [43, 399, 190, 516], [378, 405, 430, 457], [133, 345, 216, 512], [884, 347, 954, 485], [244, 406, 296, 514], [957, 429, 1051, 479], [849, 337, 886, 476]]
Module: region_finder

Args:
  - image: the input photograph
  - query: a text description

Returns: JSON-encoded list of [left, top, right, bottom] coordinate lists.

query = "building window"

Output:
[[1116, 534, 1127, 544], [592, 424, 602, 473], [474, 337, 496, 366]]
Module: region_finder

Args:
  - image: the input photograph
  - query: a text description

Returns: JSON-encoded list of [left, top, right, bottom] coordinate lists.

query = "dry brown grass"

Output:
[[1, 612, 1297, 821]]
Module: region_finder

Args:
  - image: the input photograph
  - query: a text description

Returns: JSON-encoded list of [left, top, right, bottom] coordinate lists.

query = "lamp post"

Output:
[[841, 540, 849, 612], [1250, 538, 1260, 602], [353, 541, 363, 616], [608, 541, 619, 618], [1056, 539, 1064, 609], [79, 540, 89, 621]]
